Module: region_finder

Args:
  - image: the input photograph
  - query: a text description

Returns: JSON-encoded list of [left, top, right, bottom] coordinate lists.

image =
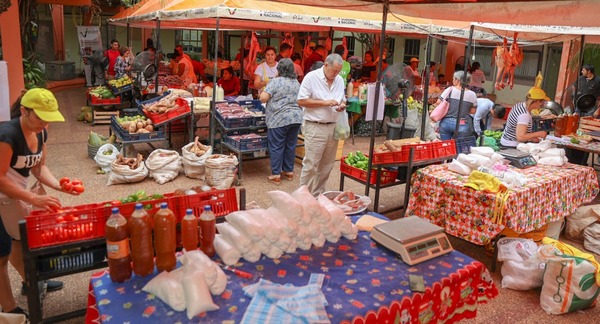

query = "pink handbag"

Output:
[[430, 89, 453, 122]]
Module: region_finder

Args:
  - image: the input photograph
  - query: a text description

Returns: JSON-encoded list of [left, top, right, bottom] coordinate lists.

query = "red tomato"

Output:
[[61, 182, 73, 192], [110, 200, 121, 206], [59, 177, 70, 186], [71, 179, 82, 186], [71, 184, 85, 194]]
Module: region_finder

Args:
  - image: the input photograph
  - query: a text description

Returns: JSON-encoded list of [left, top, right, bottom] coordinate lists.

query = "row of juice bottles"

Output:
[[554, 113, 580, 137], [105, 202, 216, 283]]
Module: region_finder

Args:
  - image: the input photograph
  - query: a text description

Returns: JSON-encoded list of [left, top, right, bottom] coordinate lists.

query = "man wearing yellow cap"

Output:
[[402, 57, 422, 96], [500, 87, 549, 147], [0, 88, 80, 316]]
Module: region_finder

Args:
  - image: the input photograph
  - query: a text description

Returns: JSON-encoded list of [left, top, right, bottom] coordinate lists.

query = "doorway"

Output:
[[544, 46, 562, 100]]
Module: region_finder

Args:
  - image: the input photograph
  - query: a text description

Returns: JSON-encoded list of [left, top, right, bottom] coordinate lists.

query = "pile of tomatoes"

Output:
[[60, 177, 85, 194]]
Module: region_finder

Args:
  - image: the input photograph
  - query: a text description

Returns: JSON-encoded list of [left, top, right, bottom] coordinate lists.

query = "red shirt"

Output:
[[303, 52, 323, 75], [105, 49, 120, 76], [217, 76, 241, 96]]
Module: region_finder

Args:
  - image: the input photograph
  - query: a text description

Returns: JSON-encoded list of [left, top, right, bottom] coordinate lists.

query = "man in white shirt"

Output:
[[297, 54, 346, 196], [472, 98, 506, 136]]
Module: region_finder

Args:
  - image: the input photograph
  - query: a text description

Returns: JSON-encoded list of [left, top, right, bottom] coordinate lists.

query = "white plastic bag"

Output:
[[94, 143, 120, 173], [145, 149, 182, 184], [333, 112, 350, 140], [181, 141, 213, 179], [142, 268, 186, 312]]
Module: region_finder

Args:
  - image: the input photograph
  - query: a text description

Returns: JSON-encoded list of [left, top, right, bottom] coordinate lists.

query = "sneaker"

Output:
[[21, 280, 63, 295]]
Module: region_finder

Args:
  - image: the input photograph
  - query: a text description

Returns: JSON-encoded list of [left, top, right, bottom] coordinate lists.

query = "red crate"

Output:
[[90, 96, 121, 105], [372, 142, 434, 165], [26, 204, 109, 248], [172, 188, 238, 222], [104, 195, 176, 219], [340, 157, 398, 185], [142, 98, 191, 126], [432, 139, 457, 159]]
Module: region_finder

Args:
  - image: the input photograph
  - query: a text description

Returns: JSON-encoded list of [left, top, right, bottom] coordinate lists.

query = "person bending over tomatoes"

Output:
[[0, 89, 84, 318]]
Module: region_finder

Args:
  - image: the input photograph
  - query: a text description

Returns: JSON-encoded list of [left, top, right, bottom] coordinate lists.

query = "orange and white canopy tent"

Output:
[[108, 0, 506, 42], [268, 0, 600, 43]]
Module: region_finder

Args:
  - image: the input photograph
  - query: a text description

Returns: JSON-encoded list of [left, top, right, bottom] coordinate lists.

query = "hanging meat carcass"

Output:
[[505, 32, 524, 90], [245, 32, 260, 79], [492, 32, 524, 90]]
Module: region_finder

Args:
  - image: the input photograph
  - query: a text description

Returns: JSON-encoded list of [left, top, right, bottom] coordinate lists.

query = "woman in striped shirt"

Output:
[[500, 87, 549, 147]]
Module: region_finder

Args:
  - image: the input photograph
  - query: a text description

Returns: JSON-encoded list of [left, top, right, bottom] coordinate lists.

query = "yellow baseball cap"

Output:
[[309, 42, 316, 48], [527, 87, 550, 101], [20, 88, 65, 122], [410, 57, 420, 63]]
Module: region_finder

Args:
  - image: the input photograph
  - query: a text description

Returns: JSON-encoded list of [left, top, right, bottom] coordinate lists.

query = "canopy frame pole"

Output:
[[210, 17, 221, 149], [364, 0, 388, 196], [453, 25, 474, 139], [126, 23, 130, 48], [421, 34, 433, 140], [574, 35, 586, 110], [154, 19, 161, 94]]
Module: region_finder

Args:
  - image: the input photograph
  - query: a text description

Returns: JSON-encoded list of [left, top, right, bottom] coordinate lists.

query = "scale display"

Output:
[[499, 148, 537, 168], [370, 216, 454, 265]]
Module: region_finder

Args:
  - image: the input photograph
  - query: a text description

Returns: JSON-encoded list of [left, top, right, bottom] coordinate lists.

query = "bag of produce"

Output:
[[94, 143, 120, 173], [146, 149, 182, 185], [333, 111, 350, 140], [181, 137, 212, 179], [205, 154, 238, 189], [107, 154, 148, 185]]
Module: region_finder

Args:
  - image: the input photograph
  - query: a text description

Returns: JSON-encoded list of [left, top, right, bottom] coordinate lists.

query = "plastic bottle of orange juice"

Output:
[[129, 203, 154, 276], [106, 207, 132, 282], [154, 202, 176, 272], [181, 208, 199, 252], [199, 205, 216, 257]]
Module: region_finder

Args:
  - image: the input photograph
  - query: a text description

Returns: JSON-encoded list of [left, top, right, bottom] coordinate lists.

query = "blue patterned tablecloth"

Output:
[[86, 213, 497, 323]]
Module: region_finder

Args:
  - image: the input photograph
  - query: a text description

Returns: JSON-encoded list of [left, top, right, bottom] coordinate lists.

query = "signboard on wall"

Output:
[[76, 26, 103, 55]]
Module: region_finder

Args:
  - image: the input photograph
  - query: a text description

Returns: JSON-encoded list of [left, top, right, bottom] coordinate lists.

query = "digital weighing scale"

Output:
[[499, 148, 537, 168], [370, 216, 453, 265]]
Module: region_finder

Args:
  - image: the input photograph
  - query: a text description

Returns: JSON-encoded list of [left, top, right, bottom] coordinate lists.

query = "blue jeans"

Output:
[[439, 117, 470, 140], [267, 124, 301, 175]]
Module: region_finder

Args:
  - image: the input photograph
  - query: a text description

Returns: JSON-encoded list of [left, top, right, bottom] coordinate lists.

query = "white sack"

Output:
[[183, 265, 219, 319], [181, 141, 213, 179], [145, 149, 182, 184], [215, 222, 252, 253], [268, 190, 303, 222], [205, 154, 238, 189], [469, 146, 495, 158], [214, 234, 241, 266], [142, 268, 186, 312], [107, 158, 148, 185], [447, 159, 472, 175]]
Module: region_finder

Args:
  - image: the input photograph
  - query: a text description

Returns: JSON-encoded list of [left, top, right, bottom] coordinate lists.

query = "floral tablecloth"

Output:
[[85, 214, 497, 323], [406, 163, 599, 245]]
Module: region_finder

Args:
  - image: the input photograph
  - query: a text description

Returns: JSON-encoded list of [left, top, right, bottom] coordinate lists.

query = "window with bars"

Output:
[[386, 38, 395, 64], [403, 39, 420, 64], [345, 36, 356, 57], [176, 30, 203, 53]]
